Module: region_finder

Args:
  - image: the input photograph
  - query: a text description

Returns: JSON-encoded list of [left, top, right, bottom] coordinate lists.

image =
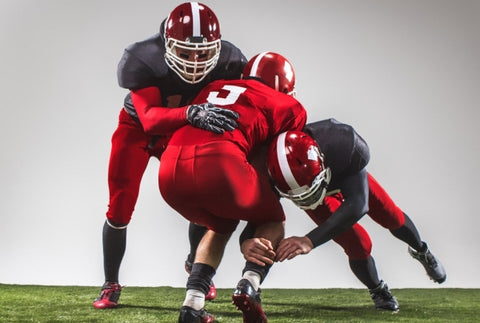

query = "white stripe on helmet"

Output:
[[276, 132, 301, 190], [191, 2, 201, 36], [249, 51, 268, 77]]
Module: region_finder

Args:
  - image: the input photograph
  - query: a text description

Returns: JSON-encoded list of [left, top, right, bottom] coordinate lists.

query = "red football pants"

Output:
[[306, 173, 406, 260], [106, 109, 168, 225], [159, 141, 286, 234]]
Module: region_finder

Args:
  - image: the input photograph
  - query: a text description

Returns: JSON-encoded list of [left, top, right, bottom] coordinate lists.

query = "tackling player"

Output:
[[253, 121, 446, 311], [158, 52, 307, 323], [94, 2, 247, 309]]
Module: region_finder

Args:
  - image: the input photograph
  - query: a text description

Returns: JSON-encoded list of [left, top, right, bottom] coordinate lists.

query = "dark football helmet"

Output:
[[267, 131, 331, 210], [164, 2, 221, 84], [242, 52, 296, 96]]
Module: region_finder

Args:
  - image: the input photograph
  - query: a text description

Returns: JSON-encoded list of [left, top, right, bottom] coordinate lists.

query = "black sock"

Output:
[[187, 223, 208, 264], [349, 256, 381, 290], [389, 213, 425, 251], [242, 261, 272, 284], [102, 221, 127, 283], [187, 263, 216, 295], [239, 222, 256, 246]]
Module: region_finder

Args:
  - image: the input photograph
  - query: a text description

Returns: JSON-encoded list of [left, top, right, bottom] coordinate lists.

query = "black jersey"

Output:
[[117, 21, 247, 121], [303, 119, 371, 248], [304, 118, 370, 191]]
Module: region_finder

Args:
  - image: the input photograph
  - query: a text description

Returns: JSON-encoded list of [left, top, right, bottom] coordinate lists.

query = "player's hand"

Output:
[[276, 236, 314, 262], [241, 237, 276, 266], [187, 102, 239, 134]]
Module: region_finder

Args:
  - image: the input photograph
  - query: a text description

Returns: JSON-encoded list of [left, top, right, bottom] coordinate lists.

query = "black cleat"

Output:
[[408, 243, 446, 283], [178, 306, 214, 323], [369, 280, 399, 312], [232, 279, 267, 323]]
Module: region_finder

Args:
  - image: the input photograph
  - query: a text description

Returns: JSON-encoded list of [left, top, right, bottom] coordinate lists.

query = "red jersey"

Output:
[[168, 78, 307, 154], [159, 78, 307, 233]]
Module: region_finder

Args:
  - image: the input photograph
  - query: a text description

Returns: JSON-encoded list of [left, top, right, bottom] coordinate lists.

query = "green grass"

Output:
[[0, 284, 478, 322]]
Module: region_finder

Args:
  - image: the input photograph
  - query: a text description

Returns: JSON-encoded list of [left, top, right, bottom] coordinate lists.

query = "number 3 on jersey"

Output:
[[206, 85, 247, 106]]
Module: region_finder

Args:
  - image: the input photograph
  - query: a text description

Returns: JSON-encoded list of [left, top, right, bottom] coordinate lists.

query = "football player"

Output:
[[94, 2, 247, 309], [158, 52, 306, 323], [257, 122, 447, 311]]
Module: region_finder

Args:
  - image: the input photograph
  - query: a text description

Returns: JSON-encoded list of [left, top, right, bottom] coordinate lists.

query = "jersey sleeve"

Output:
[[305, 168, 369, 248], [131, 87, 189, 135], [350, 129, 370, 173], [305, 118, 370, 176]]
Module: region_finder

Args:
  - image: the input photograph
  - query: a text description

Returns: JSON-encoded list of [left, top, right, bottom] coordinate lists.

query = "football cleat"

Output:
[[185, 258, 194, 274], [232, 279, 268, 323], [185, 258, 217, 301], [408, 244, 446, 283], [93, 282, 123, 309], [178, 306, 214, 323], [369, 280, 399, 312], [205, 282, 217, 301]]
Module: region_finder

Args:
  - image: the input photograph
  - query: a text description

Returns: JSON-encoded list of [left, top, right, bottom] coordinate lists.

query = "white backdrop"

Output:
[[1, 0, 479, 290]]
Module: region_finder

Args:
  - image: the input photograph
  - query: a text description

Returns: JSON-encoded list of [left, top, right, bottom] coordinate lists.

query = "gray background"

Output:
[[1, 0, 479, 289]]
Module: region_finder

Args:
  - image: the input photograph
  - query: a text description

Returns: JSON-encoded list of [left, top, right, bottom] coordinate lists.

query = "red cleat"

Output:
[[93, 282, 122, 309], [205, 281, 217, 301]]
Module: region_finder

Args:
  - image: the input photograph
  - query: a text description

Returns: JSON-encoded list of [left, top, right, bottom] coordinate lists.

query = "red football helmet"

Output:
[[164, 2, 222, 84], [267, 131, 331, 210], [242, 52, 296, 96]]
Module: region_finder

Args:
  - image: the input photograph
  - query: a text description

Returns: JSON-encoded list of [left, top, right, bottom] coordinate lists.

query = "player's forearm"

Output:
[[131, 87, 189, 134], [306, 203, 366, 248]]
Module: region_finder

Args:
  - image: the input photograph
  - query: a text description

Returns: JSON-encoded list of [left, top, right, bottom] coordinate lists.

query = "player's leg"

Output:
[[185, 223, 207, 271], [147, 137, 219, 302], [159, 144, 238, 321], [233, 221, 284, 323], [307, 198, 399, 311], [94, 111, 151, 309], [231, 188, 285, 322], [193, 145, 283, 323], [367, 173, 446, 283], [179, 230, 231, 323], [334, 223, 399, 311], [184, 222, 217, 300]]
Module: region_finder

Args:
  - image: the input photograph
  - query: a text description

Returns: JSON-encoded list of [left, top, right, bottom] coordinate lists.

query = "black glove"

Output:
[[187, 102, 239, 134]]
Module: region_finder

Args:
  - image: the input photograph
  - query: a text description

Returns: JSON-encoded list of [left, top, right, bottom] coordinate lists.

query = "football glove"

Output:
[[187, 102, 239, 134]]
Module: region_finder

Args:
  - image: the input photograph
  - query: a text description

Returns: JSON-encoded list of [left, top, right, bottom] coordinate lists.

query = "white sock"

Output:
[[182, 289, 205, 311], [242, 270, 261, 291]]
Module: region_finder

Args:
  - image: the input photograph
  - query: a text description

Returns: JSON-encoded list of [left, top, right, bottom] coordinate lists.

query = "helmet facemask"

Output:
[[268, 131, 332, 210], [165, 37, 221, 84], [277, 166, 331, 210]]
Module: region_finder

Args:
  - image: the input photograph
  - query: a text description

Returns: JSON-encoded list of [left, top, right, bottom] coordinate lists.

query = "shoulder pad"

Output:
[[213, 40, 247, 80], [117, 33, 169, 89], [305, 118, 370, 173]]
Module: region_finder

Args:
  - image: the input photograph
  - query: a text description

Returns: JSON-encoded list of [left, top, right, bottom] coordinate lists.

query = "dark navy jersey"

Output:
[[303, 119, 371, 248], [304, 118, 370, 191], [117, 22, 247, 121]]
